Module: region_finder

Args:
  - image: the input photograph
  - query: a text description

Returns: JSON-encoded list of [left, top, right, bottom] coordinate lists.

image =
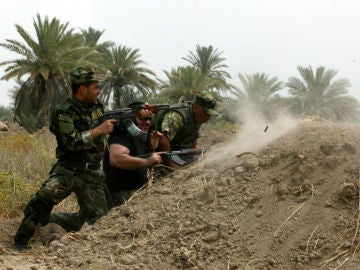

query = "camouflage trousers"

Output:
[[14, 163, 107, 246]]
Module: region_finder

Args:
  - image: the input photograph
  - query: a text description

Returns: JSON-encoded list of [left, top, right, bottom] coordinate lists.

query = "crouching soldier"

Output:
[[13, 67, 116, 249]]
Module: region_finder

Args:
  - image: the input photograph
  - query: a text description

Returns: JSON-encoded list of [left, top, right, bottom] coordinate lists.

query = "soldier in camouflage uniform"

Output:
[[148, 91, 219, 168], [13, 67, 117, 250]]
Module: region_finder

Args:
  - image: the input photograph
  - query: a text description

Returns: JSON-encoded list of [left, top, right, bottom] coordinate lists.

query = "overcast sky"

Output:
[[1, 0, 360, 107]]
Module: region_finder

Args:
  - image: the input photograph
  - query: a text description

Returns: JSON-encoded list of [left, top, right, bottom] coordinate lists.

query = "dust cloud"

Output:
[[206, 106, 299, 164]]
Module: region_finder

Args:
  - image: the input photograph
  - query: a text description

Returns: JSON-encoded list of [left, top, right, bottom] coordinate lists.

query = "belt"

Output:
[[59, 162, 101, 171], [83, 163, 101, 170]]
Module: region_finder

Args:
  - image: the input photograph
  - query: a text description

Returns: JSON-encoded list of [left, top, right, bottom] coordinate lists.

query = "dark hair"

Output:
[[128, 101, 144, 124]]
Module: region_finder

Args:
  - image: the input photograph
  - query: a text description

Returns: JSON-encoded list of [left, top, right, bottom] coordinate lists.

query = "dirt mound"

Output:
[[2, 121, 360, 269]]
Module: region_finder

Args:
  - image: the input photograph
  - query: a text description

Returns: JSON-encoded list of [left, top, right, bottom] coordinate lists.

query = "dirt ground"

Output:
[[2, 118, 360, 269]]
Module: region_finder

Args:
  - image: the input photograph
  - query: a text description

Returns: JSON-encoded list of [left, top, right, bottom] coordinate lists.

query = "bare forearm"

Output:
[[110, 154, 152, 170]]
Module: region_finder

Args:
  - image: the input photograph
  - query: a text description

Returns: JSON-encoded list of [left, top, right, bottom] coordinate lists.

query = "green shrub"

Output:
[[0, 170, 37, 218], [0, 106, 13, 122], [0, 130, 78, 218]]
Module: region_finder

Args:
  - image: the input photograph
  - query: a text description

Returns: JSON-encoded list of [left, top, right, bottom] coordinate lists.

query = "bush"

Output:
[[0, 106, 13, 122], [0, 170, 36, 218], [0, 130, 78, 218]]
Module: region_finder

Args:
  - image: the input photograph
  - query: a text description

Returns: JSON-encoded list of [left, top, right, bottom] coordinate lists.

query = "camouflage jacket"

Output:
[[49, 98, 105, 166], [150, 103, 200, 150]]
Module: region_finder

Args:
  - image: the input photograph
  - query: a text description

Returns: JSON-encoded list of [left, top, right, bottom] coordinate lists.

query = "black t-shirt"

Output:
[[103, 133, 149, 192]]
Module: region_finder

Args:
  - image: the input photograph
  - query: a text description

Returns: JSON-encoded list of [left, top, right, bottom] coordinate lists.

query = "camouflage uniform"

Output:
[[14, 68, 108, 247], [151, 91, 219, 150], [159, 105, 200, 150]]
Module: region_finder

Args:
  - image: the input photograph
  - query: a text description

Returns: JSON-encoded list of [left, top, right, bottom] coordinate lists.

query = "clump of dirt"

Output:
[[2, 120, 360, 269]]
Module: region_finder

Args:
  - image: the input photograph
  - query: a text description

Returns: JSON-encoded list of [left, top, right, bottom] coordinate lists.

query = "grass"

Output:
[[0, 129, 78, 218], [0, 120, 233, 219]]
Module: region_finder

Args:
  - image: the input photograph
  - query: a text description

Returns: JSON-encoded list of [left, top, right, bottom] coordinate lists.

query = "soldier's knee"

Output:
[[26, 198, 53, 226]]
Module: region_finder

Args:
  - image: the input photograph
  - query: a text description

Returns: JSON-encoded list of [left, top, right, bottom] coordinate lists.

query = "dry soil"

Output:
[[2, 118, 360, 270]]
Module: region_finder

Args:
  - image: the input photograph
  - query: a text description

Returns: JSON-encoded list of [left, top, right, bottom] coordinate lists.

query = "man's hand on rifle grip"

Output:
[[92, 119, 117, 138]]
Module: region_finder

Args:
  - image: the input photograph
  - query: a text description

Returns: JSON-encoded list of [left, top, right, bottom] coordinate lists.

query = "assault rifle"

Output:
[[102, 104, 188, 140], [138, 148, 211, 166]]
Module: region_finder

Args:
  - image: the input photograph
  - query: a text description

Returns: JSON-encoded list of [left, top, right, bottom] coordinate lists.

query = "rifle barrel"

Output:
[[103, 103, 188, 121], [137, 148, 210, 159]]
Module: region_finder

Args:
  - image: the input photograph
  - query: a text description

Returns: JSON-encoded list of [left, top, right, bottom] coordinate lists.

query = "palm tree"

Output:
[[0, 14, 101, 131], [182, 44, 232, 92], [157, 66, 216, 103], [232, 73, 284, 121], [80, 27, 115, 58], [100, 45, 157, 108], [7, 78, 24, 108], [286, 66, 360, 121], [155, 45, 230, 105], [79, 27, 115, 78]]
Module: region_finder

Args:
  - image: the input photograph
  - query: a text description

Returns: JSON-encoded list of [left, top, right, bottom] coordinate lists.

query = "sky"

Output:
[[1, 0, 360, 107]]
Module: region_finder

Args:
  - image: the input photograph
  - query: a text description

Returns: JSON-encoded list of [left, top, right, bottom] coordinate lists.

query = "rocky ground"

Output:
[[2, 118, 360, 269]]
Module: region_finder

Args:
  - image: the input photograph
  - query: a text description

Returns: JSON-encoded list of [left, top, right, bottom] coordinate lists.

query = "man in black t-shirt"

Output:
[[103, 102, 162, 208]]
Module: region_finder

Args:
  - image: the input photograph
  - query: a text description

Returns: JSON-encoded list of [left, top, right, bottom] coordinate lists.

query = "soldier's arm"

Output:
[[54, 112, 115, 151], [152, 111, 184, 151], [91, 119, 117, 138], [161, 111, 184, 142], [158, 111, 187, 169], [109, 143, 161, 169]]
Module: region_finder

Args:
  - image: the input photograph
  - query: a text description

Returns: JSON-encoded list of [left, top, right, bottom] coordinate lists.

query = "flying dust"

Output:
[[205, 106, 299, 165]]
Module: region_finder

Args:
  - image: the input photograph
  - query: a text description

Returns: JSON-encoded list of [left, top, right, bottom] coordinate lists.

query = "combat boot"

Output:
[[13, 218, 37, 250], [13, 240, 29, 251]]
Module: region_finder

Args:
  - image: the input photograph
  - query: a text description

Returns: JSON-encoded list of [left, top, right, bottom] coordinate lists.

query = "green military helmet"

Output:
[[195, 91, 219, 116], [70, 67, 99, 85]]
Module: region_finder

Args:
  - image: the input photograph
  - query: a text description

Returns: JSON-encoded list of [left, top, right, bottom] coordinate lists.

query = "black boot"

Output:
[[13, 219, 36, 250], [13, 198, 53, 249]]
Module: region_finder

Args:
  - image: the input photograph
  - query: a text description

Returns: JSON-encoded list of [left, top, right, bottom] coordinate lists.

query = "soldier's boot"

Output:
[[13, 198, 53, 250], [13, 219, 36, 250]]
